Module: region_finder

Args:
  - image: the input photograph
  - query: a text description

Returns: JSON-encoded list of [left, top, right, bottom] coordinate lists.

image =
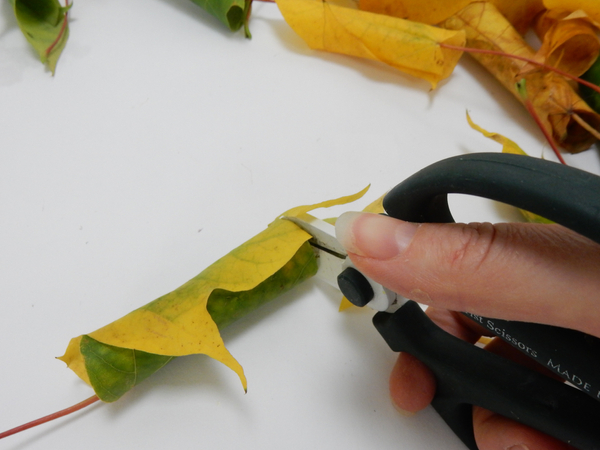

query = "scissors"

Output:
[[284, 153, 600, 450]]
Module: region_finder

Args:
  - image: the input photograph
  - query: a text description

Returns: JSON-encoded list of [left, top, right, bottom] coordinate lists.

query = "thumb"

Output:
[[335, 212, 600, 338]]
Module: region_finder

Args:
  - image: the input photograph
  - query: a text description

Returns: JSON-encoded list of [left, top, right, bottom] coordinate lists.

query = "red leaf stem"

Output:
[[523, 96, 567, 165], [440, 43, 600, 97], [0, 395, 100, 440], [45, 0, 70, 57]]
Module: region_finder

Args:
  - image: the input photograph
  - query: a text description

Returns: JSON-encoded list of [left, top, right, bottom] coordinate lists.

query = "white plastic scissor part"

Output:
[[283, 212, 406, 313]]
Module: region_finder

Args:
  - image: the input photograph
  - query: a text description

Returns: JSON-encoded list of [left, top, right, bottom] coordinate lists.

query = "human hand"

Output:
[[335, 211, 600, 450]]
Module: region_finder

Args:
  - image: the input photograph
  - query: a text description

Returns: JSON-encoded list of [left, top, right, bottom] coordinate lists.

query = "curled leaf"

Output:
[[59, 189, 369, 402], [441, 2, 600, 153], [544, 0, 600, 23], [12, 0, 70, 74], [357, 0, 472, 26], [489, 0, 545, 34], [275, 0, 466, 88], [190, 0, 252, 37], [357, 0, 545, 34], [532, 9, 600, 77]]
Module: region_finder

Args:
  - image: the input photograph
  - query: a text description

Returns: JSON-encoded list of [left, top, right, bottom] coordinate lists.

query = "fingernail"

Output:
[[335, 212, 418, 259], [506, 445, 529, 450]]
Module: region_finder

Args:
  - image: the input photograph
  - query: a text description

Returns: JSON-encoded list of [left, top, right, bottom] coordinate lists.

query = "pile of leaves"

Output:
[[4, 0, 600, 440], [11, 0, 600, 153]]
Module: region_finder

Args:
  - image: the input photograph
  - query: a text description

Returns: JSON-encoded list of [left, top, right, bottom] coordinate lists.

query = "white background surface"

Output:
[[1, 1, 599, 449]]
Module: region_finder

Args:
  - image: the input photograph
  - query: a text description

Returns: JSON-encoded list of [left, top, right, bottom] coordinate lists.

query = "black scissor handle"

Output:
[[378, 153, 600, 449], [373, 302, 600, 450], [382, 152, 600, 244]]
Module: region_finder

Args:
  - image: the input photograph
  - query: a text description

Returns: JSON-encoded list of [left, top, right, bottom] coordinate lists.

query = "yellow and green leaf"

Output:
[[12, 0, 70, 75], [275, 0, 465, 88], [59, 189, 369, 402]]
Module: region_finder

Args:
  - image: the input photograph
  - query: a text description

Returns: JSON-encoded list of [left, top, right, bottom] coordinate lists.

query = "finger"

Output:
[[390, 307, 482, 413], [473, 407, 574, 450], [390, 308, 574, 449], [335, 212, 600, 337], [389, 352, 434, 413]]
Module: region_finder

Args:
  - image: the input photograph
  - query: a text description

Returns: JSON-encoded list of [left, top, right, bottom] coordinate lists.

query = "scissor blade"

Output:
[[283, 213, 347, 289]]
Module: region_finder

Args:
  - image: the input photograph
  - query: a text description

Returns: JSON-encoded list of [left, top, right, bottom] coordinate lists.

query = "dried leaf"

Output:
[[489, 0, 545, 34], [275, 0, 466, 88], [357, 0, 472, 25], [533, 9, 600, 77], [466, 113, 555, 224], [441, 2, 600, 153], [11, 0, 70, 75], [59, 188, 369, 402], [544, 0, 600, 23], [580, 54, 600, 113], [357, 0, 545, 33]]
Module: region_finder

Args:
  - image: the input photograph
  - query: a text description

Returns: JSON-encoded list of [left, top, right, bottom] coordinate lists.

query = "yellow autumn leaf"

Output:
[[466, 111, 528, 155], [490, 0, 546, 33], [60, 188, 369, 401], [544, 0, 600, 23], [357, 0, 472, 25], [533, 9, 600, 77], [275, 0, 466, 88], [357, 0, 545, 33], [441, 2, 600, 153], [466, 113, 555, 224]]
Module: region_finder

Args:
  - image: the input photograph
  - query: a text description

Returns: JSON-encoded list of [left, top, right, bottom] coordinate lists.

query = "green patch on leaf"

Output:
[[189, 0, 252, 37], [80, 336, 173, 403], [12, 0, 70, 74], [581, 56, 600, 114]]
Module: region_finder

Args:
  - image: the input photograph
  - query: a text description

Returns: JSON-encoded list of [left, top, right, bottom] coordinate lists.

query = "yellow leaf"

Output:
[[490, 0, 546, 34], [533, 9, 600, 77], [60, 188, 370, 400], [441, 2, 600, 153], [361, 193, 386, 213], [466, 111, 527, 155], [338, 297, 355, 311], [357, 0, 545, 33], [544, 0, 600, 23], [357, 0, 472, 25], [275, 0, 466, 88], [466, 113, 555, 224]]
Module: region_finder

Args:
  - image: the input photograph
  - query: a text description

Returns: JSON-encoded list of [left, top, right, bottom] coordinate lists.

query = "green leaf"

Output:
[[189, 0, 252, 37], [581, 56, 600, 114], [80, 336, 173, 403], [12, 0, 70, 74]]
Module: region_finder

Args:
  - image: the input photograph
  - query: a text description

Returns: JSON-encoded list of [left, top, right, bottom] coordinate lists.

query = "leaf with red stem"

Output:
[[440, 2, 600, 154], [11, 0, 70, 75], [516, 79, 567, 165]]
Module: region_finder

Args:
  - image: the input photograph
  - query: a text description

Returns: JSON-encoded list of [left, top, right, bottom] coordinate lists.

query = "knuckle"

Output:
[[444, 222, 502, 273]]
